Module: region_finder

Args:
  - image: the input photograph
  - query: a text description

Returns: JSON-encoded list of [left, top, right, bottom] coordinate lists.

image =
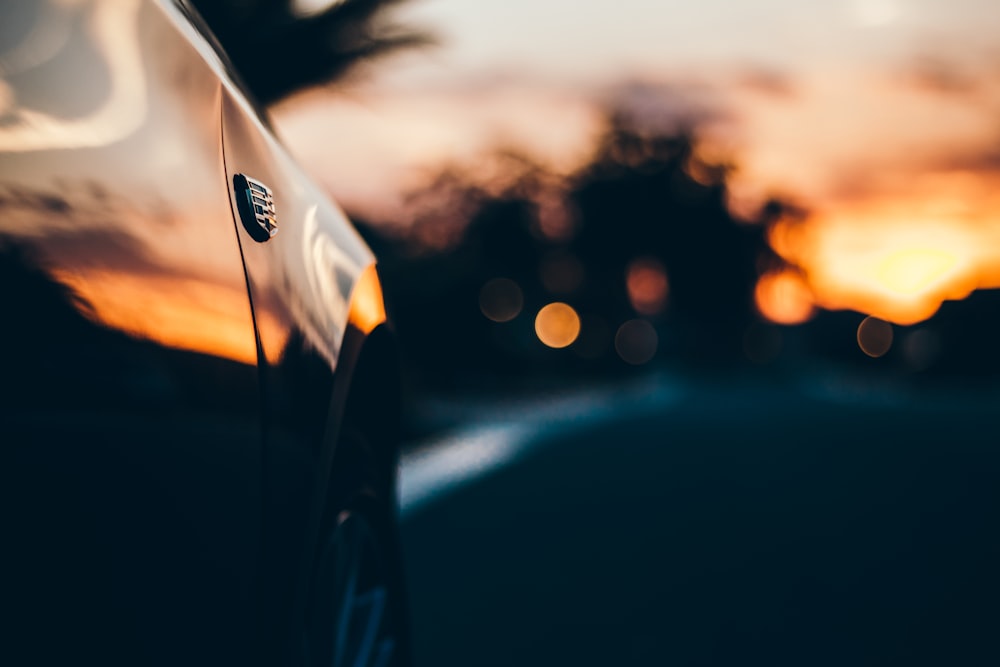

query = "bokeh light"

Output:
[[615, 319, 658, 365], [480, 277, 524, 323], [535, 192, 578, 242], [535, 302, 581, 348], [755, 269, 815, 325], [857, 316, 893, 358], [625, 257, 669, 316]]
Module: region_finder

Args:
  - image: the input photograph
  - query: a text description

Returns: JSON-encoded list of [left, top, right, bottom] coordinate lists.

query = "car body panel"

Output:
[[0, 1, 264, 662], [217, 43, 387, 663], [0, 1, 392, 664]]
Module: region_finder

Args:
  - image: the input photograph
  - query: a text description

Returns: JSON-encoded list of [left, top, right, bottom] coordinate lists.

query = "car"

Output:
[[0, 1, 409, 665]]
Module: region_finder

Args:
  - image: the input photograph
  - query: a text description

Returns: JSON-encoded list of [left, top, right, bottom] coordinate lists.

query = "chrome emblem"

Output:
[[234, 173, 278, 242]]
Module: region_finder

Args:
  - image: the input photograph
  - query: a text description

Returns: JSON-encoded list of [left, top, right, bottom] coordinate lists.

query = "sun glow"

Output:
[[876, 248, 959, 297], [767, 189, 1000, 325], [270, 0, 1000, 332]]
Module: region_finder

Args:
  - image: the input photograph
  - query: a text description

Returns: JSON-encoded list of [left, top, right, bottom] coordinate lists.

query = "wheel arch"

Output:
[[336, 321, 403, 495]]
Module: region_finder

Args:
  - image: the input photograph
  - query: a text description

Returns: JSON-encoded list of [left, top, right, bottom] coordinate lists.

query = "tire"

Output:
[[303, 427, 411, 667]]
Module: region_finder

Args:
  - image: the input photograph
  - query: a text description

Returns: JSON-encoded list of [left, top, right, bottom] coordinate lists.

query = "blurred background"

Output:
[[197, 0, 1000, 404], [189, 2, 1000, 664]]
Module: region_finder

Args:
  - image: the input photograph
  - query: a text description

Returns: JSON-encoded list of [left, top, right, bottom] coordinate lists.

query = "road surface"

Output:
[[397, 374, 1000, 666]]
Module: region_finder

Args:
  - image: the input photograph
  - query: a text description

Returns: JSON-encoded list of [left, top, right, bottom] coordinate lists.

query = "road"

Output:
[[396, 374, 1000, 666]]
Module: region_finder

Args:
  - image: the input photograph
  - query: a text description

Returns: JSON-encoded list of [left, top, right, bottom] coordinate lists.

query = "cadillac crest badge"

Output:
[[234, 173, 278, 242]]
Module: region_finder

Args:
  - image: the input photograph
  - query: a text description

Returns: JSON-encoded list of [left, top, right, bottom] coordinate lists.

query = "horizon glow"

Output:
[[275, 0, 1000, 326]]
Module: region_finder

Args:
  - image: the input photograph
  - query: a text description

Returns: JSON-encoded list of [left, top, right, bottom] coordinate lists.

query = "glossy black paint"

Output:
[[0, 2, 399, 665]]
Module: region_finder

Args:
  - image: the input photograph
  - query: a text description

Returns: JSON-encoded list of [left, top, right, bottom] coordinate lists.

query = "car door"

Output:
[[217, 69, 388, 661], [1, 1, 263, 664]]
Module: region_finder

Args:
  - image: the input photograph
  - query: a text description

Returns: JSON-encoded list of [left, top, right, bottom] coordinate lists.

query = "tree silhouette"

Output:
[[190, 0, 434, 105], [568, 113, 774, 364], [362, 111, 785, 388]]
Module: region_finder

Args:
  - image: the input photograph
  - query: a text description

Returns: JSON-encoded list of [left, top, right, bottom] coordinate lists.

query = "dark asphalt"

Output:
[[397, 375, 1000, 666]]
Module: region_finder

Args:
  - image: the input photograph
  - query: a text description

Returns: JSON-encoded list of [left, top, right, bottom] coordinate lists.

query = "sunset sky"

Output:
[[276, 0, 1000, 325]]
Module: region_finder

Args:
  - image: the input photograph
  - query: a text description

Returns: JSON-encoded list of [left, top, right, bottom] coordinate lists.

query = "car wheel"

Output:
[[304, 429, 410, 667]]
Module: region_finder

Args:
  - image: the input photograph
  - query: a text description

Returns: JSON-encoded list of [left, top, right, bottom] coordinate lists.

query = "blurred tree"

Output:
[[568, 113, 776, 364], [366, 112, 787, 388], [189, 0, 433, 105]]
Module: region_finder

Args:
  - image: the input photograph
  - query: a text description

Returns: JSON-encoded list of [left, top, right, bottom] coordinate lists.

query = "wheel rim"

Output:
[[308, 510, 396, 667]]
